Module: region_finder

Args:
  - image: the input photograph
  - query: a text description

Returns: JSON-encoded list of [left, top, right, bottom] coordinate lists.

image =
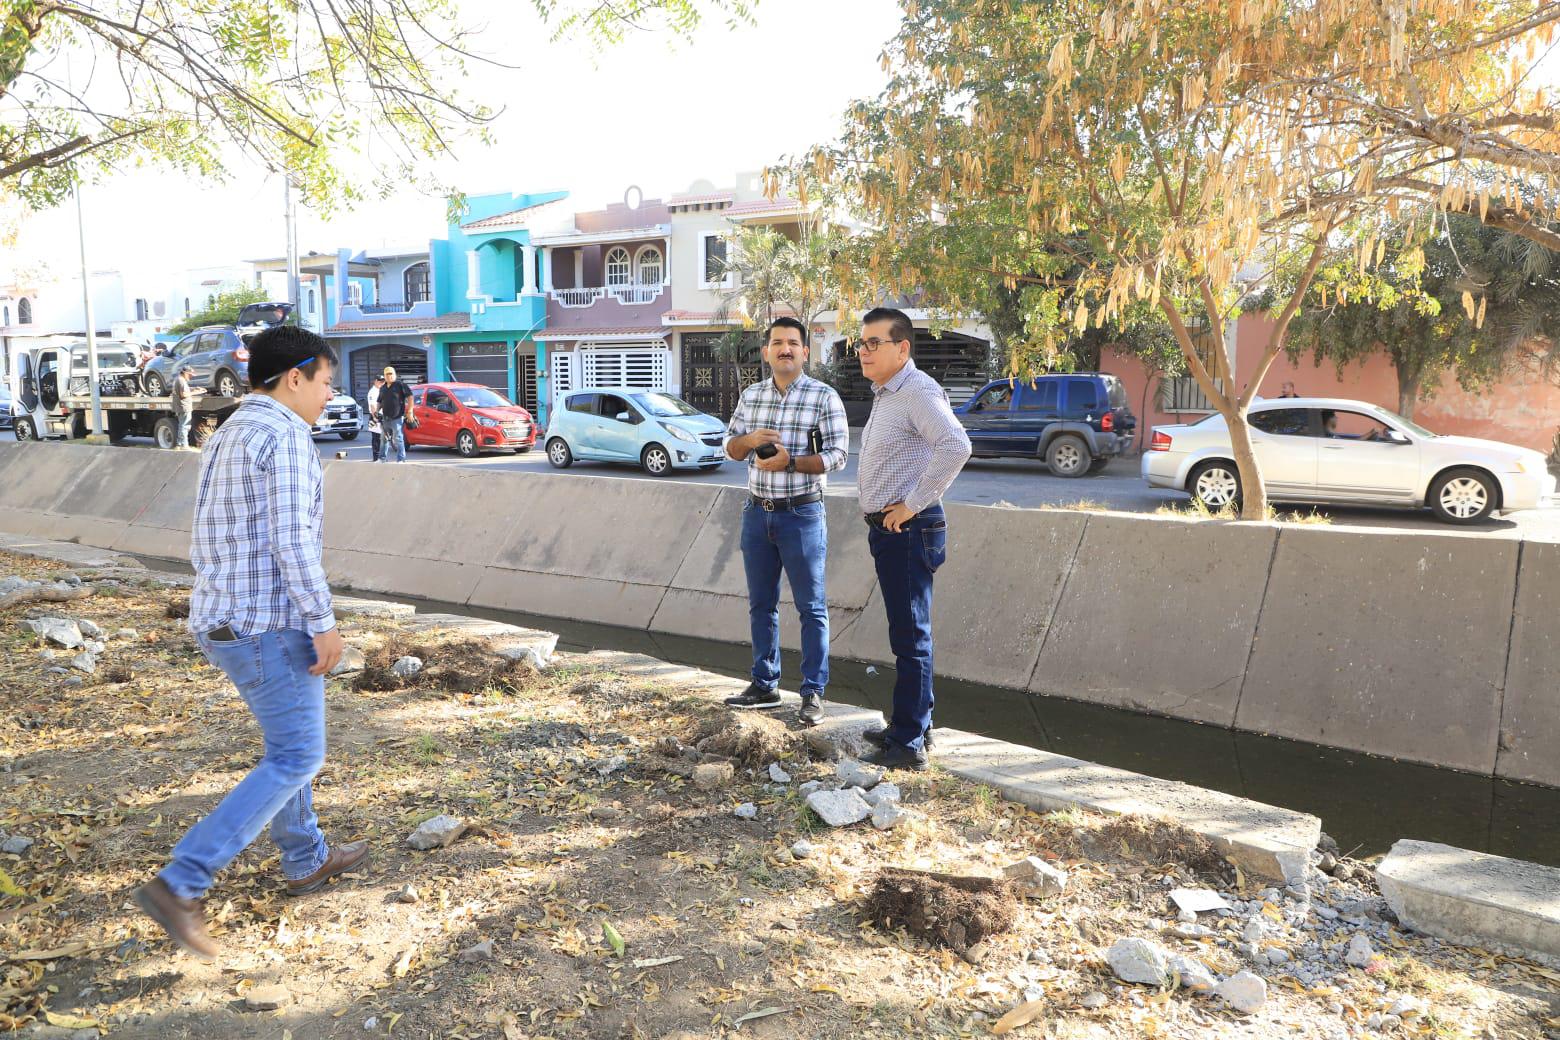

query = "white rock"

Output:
[[1266, 947, 1290, 965], [1169, 954, 1217, 993], [693, 761, 734, 790], [114, 628, 139, 640], [797, 779, 824, 796], [768, 762, 791, 784], [0, 835, 33, 855], [1170, 922, 1214, 939], [1079, 991, 1109, 1010], [77, 619, 103, 639], [870, 801, 908, 830], [244, 984, 291, 1011], [1003, 856, 1069, 898], [24, 618, 84, 649], [805, 788, 872, 827], [733, 803, 758, 820], [390, 655, 424, 678], [1171, 888, 1231, 914], [1215, 971, 1268, 1014], [1345, 932, 1376, 968], [329, 645, 367, 675], [791, 839, 814, 859], [864, 782, 901, 807], [1242, 918, 1268, 943], [834, 758, 884, 790], [69, 652, 97, 675], [1106, 938, 1169, 986], [595, 754, 628, 776], [1388, 996, 1424, 1019], [1177, 908, 1198, 923], [406, 814, 466, 850]]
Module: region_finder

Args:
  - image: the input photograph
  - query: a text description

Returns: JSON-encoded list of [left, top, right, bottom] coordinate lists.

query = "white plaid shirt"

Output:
[[189, 394, 336, 637], [723, 373, 849, 498], [858, 358, 973, 513]]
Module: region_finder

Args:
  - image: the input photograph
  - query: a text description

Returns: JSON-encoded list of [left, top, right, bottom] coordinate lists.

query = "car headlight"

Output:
[[476, 415, 500, 427], [663, 423, 697, 442]]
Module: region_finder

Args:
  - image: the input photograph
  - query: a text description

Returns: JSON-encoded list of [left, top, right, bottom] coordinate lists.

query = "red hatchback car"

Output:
[[405, 382, 536, 457]]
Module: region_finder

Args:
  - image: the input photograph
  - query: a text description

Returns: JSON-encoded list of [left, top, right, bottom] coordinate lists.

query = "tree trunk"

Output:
[[1225, 404, 1269, 520], [1396, 365, 1422, 420]]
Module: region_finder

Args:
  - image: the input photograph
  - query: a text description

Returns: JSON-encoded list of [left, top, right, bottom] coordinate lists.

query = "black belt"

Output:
[[863, 510, 890, 530], [751, 491, 823, 512]]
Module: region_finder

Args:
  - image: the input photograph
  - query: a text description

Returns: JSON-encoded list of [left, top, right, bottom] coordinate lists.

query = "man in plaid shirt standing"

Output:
[[721, 317, 849, 726], [134, 325, 365, 960]]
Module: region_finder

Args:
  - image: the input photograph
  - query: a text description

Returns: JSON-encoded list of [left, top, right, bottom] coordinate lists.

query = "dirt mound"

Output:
[[693, 711, 798, 768], [863, 868, 1020, 953], [353, 638, 538, 695], [1089, 816, 1235, 882]]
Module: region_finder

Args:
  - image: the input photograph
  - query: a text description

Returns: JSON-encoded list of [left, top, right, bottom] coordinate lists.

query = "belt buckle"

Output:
[[761, 498, 776, 512]]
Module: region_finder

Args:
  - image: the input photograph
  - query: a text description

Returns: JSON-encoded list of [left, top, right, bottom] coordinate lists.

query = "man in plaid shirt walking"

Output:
[[721, 317, 849, 726], [134, 325, 366, 960]]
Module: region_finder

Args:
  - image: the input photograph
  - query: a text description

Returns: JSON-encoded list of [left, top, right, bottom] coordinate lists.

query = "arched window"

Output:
[[307, 288, 317, 313], [404, 261, 431, 303], [605, 247, 631, 287], [2, 306, 10, 326], [184, 297, 191, 315], [636, 246, 663, 286], [17, 298, 32, 324]]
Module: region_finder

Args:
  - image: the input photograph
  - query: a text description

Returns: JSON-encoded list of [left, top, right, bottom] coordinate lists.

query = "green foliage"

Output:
[[1288, 214, 1560, 416], [167, 285, 271, 336], [0, 0, 748, 213]]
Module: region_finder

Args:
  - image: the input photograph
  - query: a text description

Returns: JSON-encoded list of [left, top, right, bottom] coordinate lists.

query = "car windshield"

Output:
[[71, 347, 138, 370], [1364, 404, 1436, 438], [634, 392, 700, 417], [451, 386, 513, 408]]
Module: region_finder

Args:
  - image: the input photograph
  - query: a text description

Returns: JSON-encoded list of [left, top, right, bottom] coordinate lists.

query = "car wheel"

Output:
[[1429, 468, 1497, 524], [338, 430, 359, 441], [214, 370, 241, 398], [642, 443, 673, 476], [143, 371, 167, 397], [152, 416, 177, 450], [1046, 434, 1090, 477], [546, 437, 573, 469], [1189, 460, 1241, 512], [456, 429, 479, 458], [14, 417, 36, 442]]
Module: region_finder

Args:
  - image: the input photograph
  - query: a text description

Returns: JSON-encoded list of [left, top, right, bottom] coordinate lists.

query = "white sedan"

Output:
[[1142, 398, 1556, 524], [309, 390, 363, 440]]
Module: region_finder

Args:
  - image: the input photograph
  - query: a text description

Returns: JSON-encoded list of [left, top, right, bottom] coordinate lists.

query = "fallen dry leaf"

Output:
[[993, 998, 1047, 1034]]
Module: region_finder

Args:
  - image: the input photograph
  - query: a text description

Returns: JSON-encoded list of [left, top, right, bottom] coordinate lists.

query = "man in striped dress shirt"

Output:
[[855, 307, 972, 770], [134, 325, 366, 960], [721, 317, 850, 726]]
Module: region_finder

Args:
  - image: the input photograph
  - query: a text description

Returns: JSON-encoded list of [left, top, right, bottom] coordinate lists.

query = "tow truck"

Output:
[[8, 339, 241, 449]]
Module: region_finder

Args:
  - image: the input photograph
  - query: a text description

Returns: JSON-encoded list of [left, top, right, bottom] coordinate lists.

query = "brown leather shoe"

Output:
[[133, 878, 218, 961], [286, 840, 370, 896]]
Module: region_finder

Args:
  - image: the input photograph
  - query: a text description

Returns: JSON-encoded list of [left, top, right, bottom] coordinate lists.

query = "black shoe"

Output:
[[724, 682, 782, 710], [863, 742, 930, 772], [862, 726, 935, 751], [797, 693, 824, 727]]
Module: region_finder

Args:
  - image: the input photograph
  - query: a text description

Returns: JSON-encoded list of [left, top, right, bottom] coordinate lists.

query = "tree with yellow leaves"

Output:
[[797, 0, 1560, 518]]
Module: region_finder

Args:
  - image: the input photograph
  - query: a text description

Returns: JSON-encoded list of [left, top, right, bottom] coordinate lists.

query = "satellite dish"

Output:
[[624, 185, 643, 210], [687, 179, 717, 195]]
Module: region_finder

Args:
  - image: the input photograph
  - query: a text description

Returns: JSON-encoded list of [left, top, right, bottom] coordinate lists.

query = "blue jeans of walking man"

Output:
[[867, 504, 948, 752], [741, 499, 829, 697], [158, 629, 329, 898], [382, 416, 407, 462]]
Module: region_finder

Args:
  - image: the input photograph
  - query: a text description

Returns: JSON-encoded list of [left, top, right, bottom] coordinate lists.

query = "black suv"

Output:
[[954, 373, 1136, 476]]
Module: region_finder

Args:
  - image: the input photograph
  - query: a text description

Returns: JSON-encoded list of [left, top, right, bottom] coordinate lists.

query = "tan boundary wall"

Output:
[[1, 441, 1552, 785]]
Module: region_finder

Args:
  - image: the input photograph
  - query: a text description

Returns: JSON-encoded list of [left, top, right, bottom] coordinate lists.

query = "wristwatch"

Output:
[[785, 458, 797, 474]]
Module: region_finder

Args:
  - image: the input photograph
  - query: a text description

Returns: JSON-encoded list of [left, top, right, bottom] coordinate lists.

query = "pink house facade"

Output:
[[1104, 312, 1560, 455]]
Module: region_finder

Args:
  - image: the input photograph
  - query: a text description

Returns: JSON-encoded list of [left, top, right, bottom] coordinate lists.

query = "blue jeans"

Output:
[[867, 504, 948, 752], [741, 498, 829, 697], [174, 410, 191, 448], [159, 628, 328, 899], [383, 417, 407, 462]]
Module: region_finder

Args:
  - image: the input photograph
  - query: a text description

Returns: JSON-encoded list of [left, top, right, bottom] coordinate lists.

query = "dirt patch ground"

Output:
[[1, 549, 1557, 1040]]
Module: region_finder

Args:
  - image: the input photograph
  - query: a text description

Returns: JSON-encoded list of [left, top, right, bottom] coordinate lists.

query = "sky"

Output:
[[4, 0, 902, 280]]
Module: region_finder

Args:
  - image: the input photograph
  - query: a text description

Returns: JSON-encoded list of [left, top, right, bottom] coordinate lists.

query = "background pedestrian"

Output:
[[377, 366, 414, 462], [367, 375, 386, 461]]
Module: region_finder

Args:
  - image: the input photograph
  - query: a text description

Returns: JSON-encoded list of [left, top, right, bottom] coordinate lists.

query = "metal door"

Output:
[[447, 342, 508, 394], [37, 350, 60, 411], [1013, 380, 1061, 454], [681, 332, 760, 419], [515, 352, 538, 414], [350, 345, 427, 408]]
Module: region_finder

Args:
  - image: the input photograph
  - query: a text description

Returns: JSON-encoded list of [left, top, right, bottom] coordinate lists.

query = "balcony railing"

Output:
[[550, 283, 665, 308], [360, 301, 428, 314]]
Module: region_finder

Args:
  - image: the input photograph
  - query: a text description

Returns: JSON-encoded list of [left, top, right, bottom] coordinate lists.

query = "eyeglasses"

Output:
[[262, 356, 317, 386], [852, 337, 904, 355]]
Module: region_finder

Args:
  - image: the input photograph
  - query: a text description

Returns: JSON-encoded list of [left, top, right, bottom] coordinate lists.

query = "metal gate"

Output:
[[680, 331, 761, 418], [349, 344, 428, 406], [447, 341, 508, 394], [550, 346, 670, 412], [515, 352, 538, 414]]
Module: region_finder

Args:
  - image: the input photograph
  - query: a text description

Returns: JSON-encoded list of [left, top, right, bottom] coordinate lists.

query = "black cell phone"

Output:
[[754, 442, 779, 459], [208, 624, 238, 641], [808, 425, 823, 454]]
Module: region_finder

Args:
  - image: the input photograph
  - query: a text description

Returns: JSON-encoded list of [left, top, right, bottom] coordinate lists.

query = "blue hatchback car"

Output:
[[545, 388, 729, 476]]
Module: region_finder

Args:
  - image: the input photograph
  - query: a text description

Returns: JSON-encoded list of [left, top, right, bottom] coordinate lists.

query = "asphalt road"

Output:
[[308, 432, 1560, 541]]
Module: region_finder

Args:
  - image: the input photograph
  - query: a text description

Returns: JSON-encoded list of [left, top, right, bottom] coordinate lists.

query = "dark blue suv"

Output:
[[954, 373, 1136, 476]]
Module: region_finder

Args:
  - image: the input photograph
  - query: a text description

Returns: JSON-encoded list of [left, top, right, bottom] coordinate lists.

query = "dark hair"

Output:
[[248, 325, 337, 389], [862, 306, 914, 347], [766, 316, 808, 347]]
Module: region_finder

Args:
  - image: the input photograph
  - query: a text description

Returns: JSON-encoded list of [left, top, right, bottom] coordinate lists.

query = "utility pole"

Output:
[[74, 180, 104, 440], [285, 178, 301, 316]]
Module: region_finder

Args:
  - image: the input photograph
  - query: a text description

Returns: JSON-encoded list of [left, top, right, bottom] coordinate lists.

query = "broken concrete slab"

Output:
[[1376, 839, 1560, 961]]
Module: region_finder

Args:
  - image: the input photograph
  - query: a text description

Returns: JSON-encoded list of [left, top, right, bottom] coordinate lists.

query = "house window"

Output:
[[2, 306, 9, 325], [636, 246, 663, 286], [605, 247, 631, 288], [700, 233, 728, 286], [135, 298, 149, 321], [17, 298, 32, 324], [153, 301, 166, 318], [184, 296, 191, 315], [404, 262, 431, 303], [307, 288, 317, 313], [1159, 323, 1224, 412], [346, 281, 364, 306]]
